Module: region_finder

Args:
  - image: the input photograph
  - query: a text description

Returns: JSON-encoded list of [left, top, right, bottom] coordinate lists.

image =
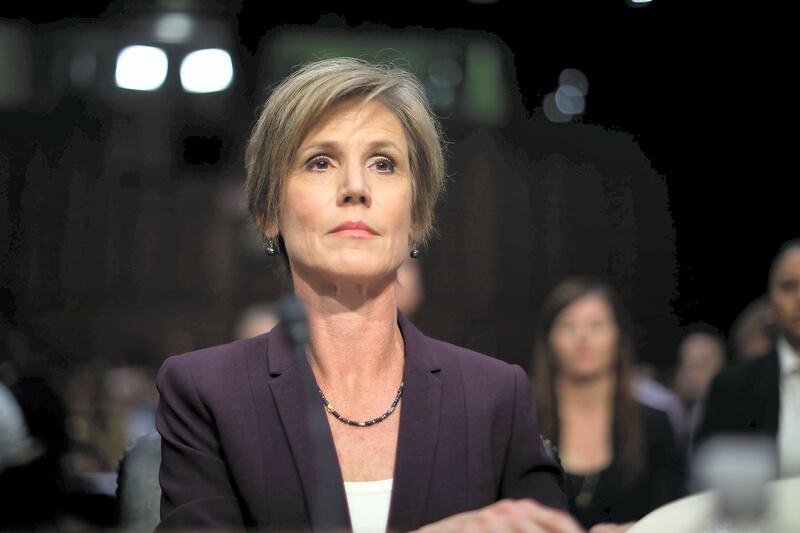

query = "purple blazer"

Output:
[[155, 313, 566, 531]]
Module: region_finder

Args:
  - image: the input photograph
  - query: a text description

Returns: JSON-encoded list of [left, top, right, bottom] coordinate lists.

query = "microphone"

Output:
[[280, 294, 310, 349], [279, 295, 341, 531]]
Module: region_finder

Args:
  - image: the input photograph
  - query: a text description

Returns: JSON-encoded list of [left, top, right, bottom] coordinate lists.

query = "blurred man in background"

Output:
[[730, 295, 776, 361], [695, 238, 800, 478], [673, 325, 726, 444]]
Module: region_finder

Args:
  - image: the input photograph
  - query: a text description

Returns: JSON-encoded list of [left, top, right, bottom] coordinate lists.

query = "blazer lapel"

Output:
[[249, 314, 447, 532], [262, 324, 351, 530], [388, 314, 443, 532]]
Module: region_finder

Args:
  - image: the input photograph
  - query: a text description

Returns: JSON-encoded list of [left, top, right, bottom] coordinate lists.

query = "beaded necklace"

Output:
[[318, 382, 403, 427]]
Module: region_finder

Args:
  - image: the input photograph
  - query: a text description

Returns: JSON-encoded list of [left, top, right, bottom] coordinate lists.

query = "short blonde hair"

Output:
[[245, 57, 446, 248]]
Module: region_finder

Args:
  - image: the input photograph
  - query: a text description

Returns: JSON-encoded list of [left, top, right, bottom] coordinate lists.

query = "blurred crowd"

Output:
[[1, 239, 798, 530]]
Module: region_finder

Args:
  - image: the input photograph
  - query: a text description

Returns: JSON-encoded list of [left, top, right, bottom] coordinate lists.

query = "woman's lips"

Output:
[[329, 220, 378, 238], [331, 229, 376, 238]]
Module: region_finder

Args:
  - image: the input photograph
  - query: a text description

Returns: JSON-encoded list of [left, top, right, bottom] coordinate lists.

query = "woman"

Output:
[[155, 57, 581, 532], [531, 277, 685, 530]]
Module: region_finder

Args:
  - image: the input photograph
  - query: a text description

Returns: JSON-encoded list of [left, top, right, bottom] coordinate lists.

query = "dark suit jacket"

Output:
[[155, 313, 566, 531], [694, 349, 780, 448]]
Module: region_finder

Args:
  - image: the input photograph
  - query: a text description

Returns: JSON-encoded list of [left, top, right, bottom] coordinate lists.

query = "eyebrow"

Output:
[[298, 140, 404, 157]]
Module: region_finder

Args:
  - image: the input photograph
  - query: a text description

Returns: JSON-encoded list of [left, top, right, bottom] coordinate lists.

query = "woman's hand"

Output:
[[414, 499, 585, 533]]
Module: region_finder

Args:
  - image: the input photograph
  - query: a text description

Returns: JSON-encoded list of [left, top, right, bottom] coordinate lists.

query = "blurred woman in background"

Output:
[[530, 276, 685, 530]]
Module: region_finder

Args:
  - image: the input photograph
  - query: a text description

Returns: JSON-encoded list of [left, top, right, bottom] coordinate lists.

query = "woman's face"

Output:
[[549, 294, 620, 381], [770, 247, 800, 344], [275, 97, 415, 286]]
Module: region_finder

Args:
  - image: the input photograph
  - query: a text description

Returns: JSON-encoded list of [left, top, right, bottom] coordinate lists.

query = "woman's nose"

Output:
[[337, 163, 371, 207]]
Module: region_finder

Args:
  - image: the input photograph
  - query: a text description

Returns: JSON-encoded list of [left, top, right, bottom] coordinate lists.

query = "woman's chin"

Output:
[[564, 366, 613, 383], [307, 260, 397, 286], [327, 268, 382, 284], [333, 251, 399, 277]]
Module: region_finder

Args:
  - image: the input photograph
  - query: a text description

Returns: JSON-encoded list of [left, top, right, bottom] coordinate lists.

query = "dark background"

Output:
[[2, 0, 796, 384]]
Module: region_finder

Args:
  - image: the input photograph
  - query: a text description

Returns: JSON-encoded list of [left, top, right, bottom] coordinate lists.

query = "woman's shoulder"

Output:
[[415, 333, 528, 401], [423, 335, 521, 376], [635, 401, 683, 458], [636, 401, 673, 432], [155, 332, 271, 393], [158, 336, 255, 369]]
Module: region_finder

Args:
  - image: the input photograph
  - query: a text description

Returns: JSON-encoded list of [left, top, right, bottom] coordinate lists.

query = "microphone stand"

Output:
[[279, 295, 342, 532]]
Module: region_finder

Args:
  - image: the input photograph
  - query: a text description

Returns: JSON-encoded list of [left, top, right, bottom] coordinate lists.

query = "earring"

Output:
[[265, 238, 277, 256], [410, 248, 420, 259]]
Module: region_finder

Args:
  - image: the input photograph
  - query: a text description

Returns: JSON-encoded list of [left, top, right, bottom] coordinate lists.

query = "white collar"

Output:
[[777, 336, 800, 377]]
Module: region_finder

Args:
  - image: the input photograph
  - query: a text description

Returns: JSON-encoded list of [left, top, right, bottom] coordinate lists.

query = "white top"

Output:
[[777, 336, 800, 477], [343, 478, 393, 533]]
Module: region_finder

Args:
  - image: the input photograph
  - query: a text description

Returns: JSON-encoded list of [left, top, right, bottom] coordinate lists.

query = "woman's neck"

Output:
[[292, 273, 405, 394], [557, 372, 616, 411]]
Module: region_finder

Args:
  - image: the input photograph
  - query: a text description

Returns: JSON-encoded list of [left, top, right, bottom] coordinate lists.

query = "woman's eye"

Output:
[[372, 157, 395, 172], [306, 156, 332, 170]]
